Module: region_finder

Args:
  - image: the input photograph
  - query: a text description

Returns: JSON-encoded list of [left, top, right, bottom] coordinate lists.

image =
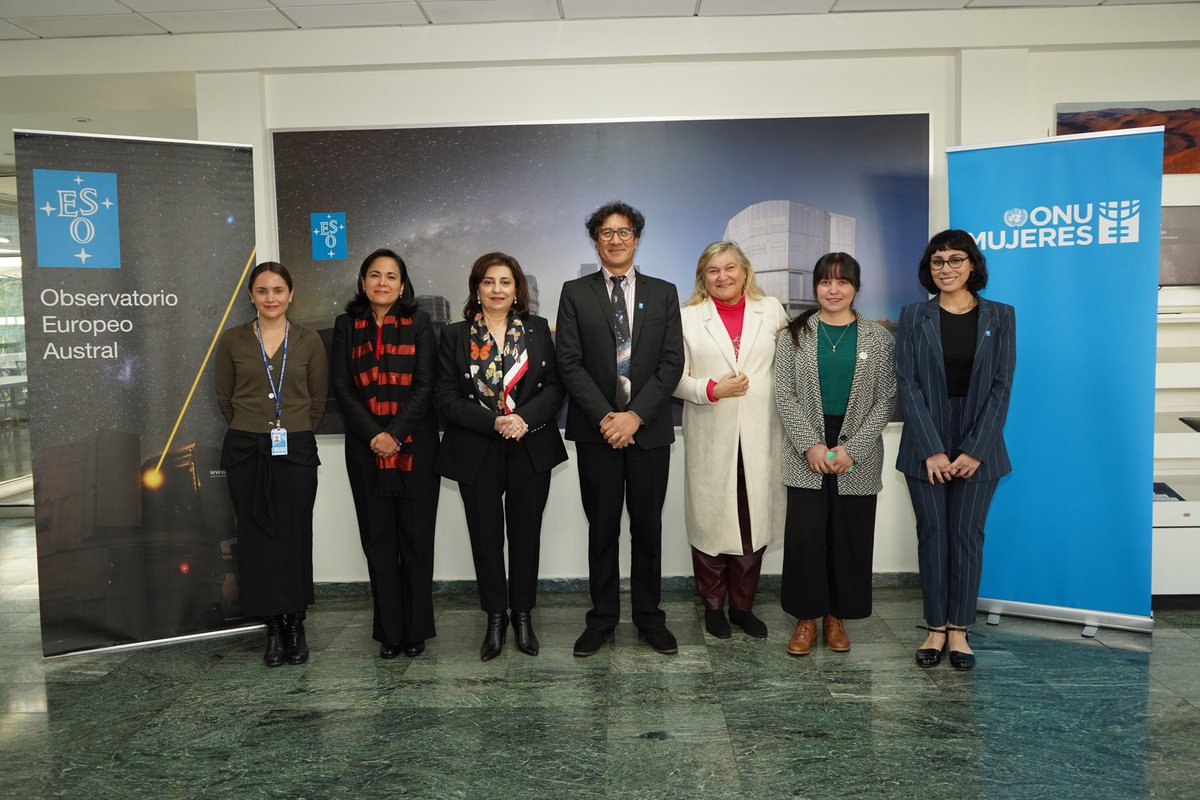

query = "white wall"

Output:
[[5, 4, 1198, 582]]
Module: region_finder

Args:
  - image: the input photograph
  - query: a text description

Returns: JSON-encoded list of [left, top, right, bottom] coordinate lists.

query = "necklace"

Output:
[[939, 296, 977, 315], [819, 319, 852, 352]]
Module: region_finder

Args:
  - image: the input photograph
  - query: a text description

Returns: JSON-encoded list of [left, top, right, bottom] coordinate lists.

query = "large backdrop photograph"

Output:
[[273, 114, 930, 431]]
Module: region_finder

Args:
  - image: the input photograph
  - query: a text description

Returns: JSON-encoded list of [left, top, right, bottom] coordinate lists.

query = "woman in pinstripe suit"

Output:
[[775, 253, 896, 656], [896, 230, 1016, 671]]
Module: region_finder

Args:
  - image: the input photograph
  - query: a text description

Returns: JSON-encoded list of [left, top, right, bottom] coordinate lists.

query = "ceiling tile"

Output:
[[698, 0, 836, 16], [121, 0, 272, 11], [561, 0, 696, 19], [833, 0, 966, 10], [0, 0, 128, 15], [0, 17, 35, 37], [966, 0, 1099, 6], [418, 0, 560, 24], [282, 3, 428, 26], [6, 14, 167, 37], [143, 8, 297, 32]]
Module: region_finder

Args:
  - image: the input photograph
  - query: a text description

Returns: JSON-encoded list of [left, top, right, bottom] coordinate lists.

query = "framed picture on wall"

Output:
[[1056, 101, 1200, 174]]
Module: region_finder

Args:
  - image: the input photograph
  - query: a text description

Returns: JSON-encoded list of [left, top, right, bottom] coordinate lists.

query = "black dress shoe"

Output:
[[639, 626, 679, 655], [729, 608, 768, 639], [947, 625, 977, 671], [573, 627, 613, 657], [481, 612, 507, 662], [915, 625, 946, 669], [402, 641, 425, 658], [379, 642, 403, 660], [704, 609, 731, 639], [511, 611, 539, 656]]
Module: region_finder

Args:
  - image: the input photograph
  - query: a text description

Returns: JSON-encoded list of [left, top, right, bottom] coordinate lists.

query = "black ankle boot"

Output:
[[480, 612, 507, 662], [511, 611, 539, 656], [283, 612, 309, 665], [263, 616, 286, 667]]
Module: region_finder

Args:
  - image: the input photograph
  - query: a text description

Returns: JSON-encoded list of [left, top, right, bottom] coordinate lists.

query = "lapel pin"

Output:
[[638, 302, 644, 310], [986, 330, 992, 336]]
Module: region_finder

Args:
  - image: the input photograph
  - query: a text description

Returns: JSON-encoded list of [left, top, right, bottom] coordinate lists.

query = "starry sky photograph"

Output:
[[273, 114, 931, 330]]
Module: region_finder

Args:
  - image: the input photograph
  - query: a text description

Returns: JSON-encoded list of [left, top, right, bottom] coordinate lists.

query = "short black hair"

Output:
[[344, 247, 417, 317], [917, 229, 988, 295], [585, 201, 646, 241]]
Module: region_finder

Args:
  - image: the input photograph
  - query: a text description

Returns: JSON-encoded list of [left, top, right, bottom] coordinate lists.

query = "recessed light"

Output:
[[73, 117, 92, 123]]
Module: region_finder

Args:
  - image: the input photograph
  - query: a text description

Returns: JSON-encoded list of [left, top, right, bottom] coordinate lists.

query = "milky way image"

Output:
[[273, 115, 931, 331]]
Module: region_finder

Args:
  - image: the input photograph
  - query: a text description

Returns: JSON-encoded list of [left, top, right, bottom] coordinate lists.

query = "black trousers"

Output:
[[224, 430, 317, 618], [344, 431, 439, 646], [576, 441, 670, 633], [780, 415, 877, 621], [457, 438, 551, 614]]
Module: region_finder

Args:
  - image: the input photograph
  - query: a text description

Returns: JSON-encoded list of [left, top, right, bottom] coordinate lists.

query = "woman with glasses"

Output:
[[332, 248, 441, 660], [774, 253, 896, 656], [435, 252, 567, 661], [896, 229, 1016, 671], [674, 241, 788, 639]]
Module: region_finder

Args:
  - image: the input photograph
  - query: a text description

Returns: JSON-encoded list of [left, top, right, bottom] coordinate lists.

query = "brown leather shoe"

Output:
[[786, 618, 817, 656], [824, 615, 851, 652]]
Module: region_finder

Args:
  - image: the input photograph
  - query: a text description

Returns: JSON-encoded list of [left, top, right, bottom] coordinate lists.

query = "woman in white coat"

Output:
[[674, 241, 789, 639]]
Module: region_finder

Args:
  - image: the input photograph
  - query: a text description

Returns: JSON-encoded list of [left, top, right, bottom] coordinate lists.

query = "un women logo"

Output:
[[1002, 208, 1028, 227]]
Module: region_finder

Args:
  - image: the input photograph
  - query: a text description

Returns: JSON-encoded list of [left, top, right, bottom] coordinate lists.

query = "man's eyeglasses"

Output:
[[930, 255, 969, 271], [598, 227, 635, 242]]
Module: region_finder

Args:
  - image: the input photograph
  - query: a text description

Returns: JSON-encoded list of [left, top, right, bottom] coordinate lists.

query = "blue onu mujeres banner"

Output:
[[948, 128, 1163, 623]]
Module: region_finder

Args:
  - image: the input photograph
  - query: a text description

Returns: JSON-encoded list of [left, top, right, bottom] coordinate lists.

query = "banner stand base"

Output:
[[44, 623, 263, 660], [978, 597, 1152, 635]]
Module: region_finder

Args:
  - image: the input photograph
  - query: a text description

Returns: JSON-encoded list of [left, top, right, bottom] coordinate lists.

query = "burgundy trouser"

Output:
[[691, 450, 765, 611]]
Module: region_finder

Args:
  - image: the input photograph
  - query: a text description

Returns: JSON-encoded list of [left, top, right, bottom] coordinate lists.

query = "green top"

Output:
[[214, 320, 329, 433], [817, 320, 858, 415]]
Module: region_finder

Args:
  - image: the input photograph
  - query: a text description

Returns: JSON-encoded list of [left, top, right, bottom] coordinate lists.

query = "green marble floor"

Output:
[[3, 519, 1200, 800]]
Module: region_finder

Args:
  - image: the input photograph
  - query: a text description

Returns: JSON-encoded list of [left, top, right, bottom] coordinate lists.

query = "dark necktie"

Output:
[[610, 275, 632, 409]]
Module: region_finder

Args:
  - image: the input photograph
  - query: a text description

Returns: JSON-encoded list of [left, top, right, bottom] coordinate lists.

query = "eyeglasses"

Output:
[[597, 227, 635, 242], [930, 255, 969, 271]]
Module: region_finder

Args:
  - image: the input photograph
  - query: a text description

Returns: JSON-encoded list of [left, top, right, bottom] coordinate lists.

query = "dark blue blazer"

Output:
[[555, 270, 684, 450], [895, 297, 1016, 482]]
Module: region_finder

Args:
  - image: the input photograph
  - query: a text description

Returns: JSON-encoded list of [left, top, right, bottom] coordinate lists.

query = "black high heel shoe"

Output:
[[481, 612, 507, 662], [511, 611, 539, 656], [914, 625, 946, 668], [946, 625, 978, 671]]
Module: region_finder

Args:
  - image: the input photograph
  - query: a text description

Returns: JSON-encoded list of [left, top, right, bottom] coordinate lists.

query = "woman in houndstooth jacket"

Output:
[[774, 253, 896, 656]]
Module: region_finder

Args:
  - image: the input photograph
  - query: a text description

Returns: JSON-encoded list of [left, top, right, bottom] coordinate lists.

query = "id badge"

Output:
[[270, 426, 288, 457]]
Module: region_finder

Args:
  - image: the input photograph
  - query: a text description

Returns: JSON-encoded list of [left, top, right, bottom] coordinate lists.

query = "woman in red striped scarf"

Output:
[[435, 252, 567, 661], [332, 248, 441, 659]]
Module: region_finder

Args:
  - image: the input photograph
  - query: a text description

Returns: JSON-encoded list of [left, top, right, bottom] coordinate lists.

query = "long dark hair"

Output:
[[462, 252, 531, 320], [344, 248, 417, 318], [787, 252, 862, 347], [918, 229, 988, 295]]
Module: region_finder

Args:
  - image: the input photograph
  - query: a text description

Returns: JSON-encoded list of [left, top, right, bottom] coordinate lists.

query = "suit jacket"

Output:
[[555, 269, 684, 450], [895, 297, 1016, 482], [433, 314, 568, 485], [774, 311, 897, 495], [330, 309, 439, 446], [674, 294, 788, 554]]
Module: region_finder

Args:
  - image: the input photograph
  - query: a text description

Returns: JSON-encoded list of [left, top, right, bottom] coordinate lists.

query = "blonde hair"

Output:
[[685, 240, 765, 306]]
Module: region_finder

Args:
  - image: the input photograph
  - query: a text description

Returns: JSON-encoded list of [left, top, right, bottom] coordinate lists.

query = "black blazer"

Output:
[[554, 270, 684, 450], [330, 309, 440, 446], [433, 314, 568, 485], [895, 297, 1016, 483]]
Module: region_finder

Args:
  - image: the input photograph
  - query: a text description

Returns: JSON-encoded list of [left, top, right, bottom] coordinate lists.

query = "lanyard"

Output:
[[254, 319, 289, 427]]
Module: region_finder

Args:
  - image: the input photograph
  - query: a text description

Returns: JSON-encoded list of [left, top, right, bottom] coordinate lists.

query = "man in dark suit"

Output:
[[555, 201, 685, 656]]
